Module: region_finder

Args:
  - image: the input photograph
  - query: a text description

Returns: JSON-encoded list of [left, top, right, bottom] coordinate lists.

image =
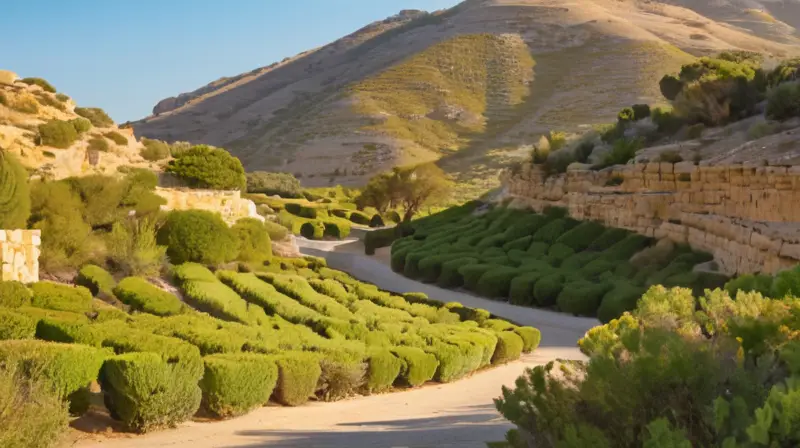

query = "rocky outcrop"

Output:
[[154, 188, 264, 225], [1, 230, 41, 283], [502, 162, 800, 275]]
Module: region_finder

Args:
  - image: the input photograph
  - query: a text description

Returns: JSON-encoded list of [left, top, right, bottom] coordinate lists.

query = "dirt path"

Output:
[[71, 238, 598, 448]]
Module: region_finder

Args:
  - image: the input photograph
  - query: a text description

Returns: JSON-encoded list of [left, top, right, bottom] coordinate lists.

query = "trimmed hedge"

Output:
[[158, 210, 239, 265], [30, 282, 93, 313], [323, 221, 351, 240], [231, 218, 273, 265], [268, 352, 322, 406], [515, 327, 541, 353], [285, 203, 318, 219], [557, 281, 611, 317], [509, 272, 546, 306], [75, 264, 116, 297], [587, 228, 631, 251], [200, 353, 278, 418], [724, 274, 773, 297], [369, 214, 385, 228], [491, 331, 524, 364], [113, 277, 185, 316], [438, 257, 479, 288], [546, 243, 575, 266], [533, 273, 565, 307], [300, 221, 325, 240], [476, 267, 521, 298], [180, 277, 259, 324], [100, 352, 202, 433], [532, 219, 577, 244], [597, 281, 646, 323], [0, 280, 32, 307], [460, 264, 502, 291], [365, 349, 402, 393], [391, 346, 438, 387], [0, 308, 37, 340], [349, 211, 371, 225], [555, 221, 606, 251]]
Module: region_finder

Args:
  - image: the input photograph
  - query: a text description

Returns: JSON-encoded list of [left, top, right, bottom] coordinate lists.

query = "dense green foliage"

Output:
[[139, 138, 171, 161], [113, 277, 185, 316], [75, 264, 116, 297], [766, 81, 800, 120], [74, 107, 114, 127], [165, 145, 246, 191], [200, 353, 278, 417], [20, 77, 56, 93], [246, 172, 302, 197], [231, 218, 273, 266], [0, 365, 69, 448], [391, 204, 725, 320], [158, 210, 239, 265], [38, 120, 78, 149], [0, 153, 31, 229]]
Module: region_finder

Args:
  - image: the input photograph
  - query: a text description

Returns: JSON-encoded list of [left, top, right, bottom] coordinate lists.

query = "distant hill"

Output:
[[130, 0, 800, 192]]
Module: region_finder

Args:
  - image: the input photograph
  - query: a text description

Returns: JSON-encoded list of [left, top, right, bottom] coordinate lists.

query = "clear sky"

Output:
[[1, 0, 461, 123]]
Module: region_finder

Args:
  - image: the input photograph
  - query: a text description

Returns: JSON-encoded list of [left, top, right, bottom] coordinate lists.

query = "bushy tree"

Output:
[[38, 120, 78, 149], [106, 215, 167, 277], [246, 171, 302, 197], [157, 210, 239, 265], [231, 218, 273, 265], [165, 145, 246, 191], [358, 163, 451, 221], [139, 138, 171, 161], [74, 107, 114, 127], [766, 81, 800, 121], [0, 152, 31, 229]]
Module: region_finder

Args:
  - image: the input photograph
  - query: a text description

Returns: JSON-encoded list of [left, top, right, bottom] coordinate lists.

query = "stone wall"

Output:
[[501, 162, 800, 275], [155, 187, 264, 225], [1, 230, 41, 283]]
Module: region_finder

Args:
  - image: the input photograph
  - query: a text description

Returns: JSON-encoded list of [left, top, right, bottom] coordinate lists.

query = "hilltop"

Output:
[[0, 71, 159, 179], [130, 0, 800, 192]]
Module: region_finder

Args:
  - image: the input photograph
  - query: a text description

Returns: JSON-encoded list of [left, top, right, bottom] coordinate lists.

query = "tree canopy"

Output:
[[166, 145, 246, 191]]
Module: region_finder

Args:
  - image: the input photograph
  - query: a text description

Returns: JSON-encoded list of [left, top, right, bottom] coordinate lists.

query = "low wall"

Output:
[[1, 230, 41, 283], [502, 162, 800, 275], [155, 188, 264, 225]]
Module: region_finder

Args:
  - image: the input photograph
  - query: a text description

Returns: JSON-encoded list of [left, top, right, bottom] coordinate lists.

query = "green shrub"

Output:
[[140, 138, 171, 161], [75, 264, 115, 297], [532, 219, 575, 244], [365, 349, 402, 393], [349, 211, 371, 226], [509, 272, 547, 306], [165, 145, 246, 191], [557, 282, 611, 317], [0, 153, 32, 229], [602, 234, 651, 260], [263, 220, 289, 241], [438, 257, 478, 288], [101, 131, 127, 146], [0, 309, 37, 340], [74, 107, 114, 127], [459, 264, 502, 291], [600, 138, 643, 168], [38, 120, 78, 149], [114, 277, 184, 316], [386, 210, 402, 223], [476, 267, 521, 298], [391, 346, 438, 387], [766, 81, 800, 120], [231, 218, 273, 265], [491, 332, 524, 364], [0, 281, 32, 308], [300, 221, 325, 240], [323, 221, 351, 240], [245, 172, 302, 197], [158, 210, 239, 265], [285, 203, 318, 218], [181, 278, 257, 325], [546, 243, 575, 266], [724, 274, 773, 297], [514, 327, 541, 352], [503, 236, 533, 252], [597, 281, 646, 323], [69, 117, 92, 134], [30, 282, 92, 313], [587, 228, 630, 251], [369, 214, 385, 228], [99, 352, 202, 433], [0, 364, 69, 448], [556, 221, 606, 251], [21, 77, 56, 92], [364, 227, 397, 255], [268, 352, 322, 406], [200, 353, 278, 418], [534, 273, 565, 307], [87, 136, 110, 152]]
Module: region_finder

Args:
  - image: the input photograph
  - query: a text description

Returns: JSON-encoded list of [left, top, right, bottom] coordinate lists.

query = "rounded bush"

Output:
[[404, 251, 434, 279], [0, 308, 37, 340], [533, 273, 565, 307], [509, 272, 546, 306], [587, 228, 630, 251], [114, 277, 185, 316], [30, 282, 93, 313], [418, 254, 455, 283], [385, 211, 402, 223], [514, 327, 541, 353], [597, 281, 646, 323], [365, 349, 402, 393], [323, 221, 351, 240], [87, 137, 110, 153], [581, 259, 617, 279], [476, 267, 521, 298], [231, 218, 273, 265], [771, 266, 800, 298], [459, 264, 501, 292], [200, 353, 278, 418], [476, 234, 507, 250], [527, 241, 550, 257], [602, 234, 652, 260], [438, 257, 478, 288], [503, 236, 533, 252], [268, 352, 322, 406], [546, 243, 575, 267], [349, 211, 370, 225], [300, 221, 324, 240], [555, 221, 606, 251], [725, 274, 773, 297], [0, 153, 32, 229], [0, 280, 32, 308], [391, 346, 438, 387], [165, 145, 246, 191], [75, 264, 115, 297], [104, 131, 128, 145], [369, 214, 385, 228], [38, 119, 77, 149], [491, 331, 524, 364], [139, 138, 171, 161], [158, 210, 240, 265], [285, 203, 318, 219], [69, 117, 92, 134], [21, 77, 56, 92], [532, 219, 576, 244], [557, 282, 611, 317]]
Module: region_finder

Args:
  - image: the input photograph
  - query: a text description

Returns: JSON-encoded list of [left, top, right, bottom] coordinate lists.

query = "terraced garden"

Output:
[[0, 257, 539, 434], [387, 202, 734, 322]]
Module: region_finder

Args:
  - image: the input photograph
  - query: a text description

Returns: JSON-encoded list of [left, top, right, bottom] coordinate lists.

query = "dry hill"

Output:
[[130, 0, 800, 192]]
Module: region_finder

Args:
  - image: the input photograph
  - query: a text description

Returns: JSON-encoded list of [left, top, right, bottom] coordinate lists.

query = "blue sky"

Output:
[[1, 0, 460, 122]]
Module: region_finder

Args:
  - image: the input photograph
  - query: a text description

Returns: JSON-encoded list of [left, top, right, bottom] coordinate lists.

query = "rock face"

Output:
[[0, 230, 41, 283], [502, 163, 800, 275], [0, 70, 18, 85], [154, 188, 264, 225]]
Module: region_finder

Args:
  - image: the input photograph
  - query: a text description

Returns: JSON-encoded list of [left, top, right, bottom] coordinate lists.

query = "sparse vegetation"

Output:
[[69, 118, 91, 134], [139, 138, 170, 161], [20, 77, 56, 93], [104, 131, 128, 145], [37, 120, 78, 149], [87, 137, 110, 153], [74, 107, 114, 127]]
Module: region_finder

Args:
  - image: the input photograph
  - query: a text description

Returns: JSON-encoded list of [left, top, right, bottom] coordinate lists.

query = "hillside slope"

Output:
[[131, 0, 800, 190]]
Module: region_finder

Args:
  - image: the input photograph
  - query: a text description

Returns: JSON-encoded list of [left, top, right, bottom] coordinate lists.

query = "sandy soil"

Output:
[[69, 237, 597, 448]]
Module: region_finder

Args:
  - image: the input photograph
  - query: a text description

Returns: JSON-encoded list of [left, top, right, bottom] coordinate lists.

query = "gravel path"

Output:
[[72, 238, 598, 448]]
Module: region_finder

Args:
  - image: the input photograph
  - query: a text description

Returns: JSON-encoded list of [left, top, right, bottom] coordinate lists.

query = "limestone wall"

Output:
[[501, 162, 800, 275], [155, 188, 264, 225], [1, 230, 41, 283]]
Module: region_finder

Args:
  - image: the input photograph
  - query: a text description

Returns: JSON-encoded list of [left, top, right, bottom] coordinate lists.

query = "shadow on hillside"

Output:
[[226, 404, 510, 448]]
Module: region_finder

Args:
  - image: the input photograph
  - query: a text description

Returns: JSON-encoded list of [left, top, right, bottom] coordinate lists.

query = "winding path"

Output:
[[71, 238, 598, 448]]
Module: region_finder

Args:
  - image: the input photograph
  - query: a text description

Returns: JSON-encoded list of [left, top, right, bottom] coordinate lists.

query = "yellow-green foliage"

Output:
[[350, 33, 534, 152], [0, 153, 31, 229]]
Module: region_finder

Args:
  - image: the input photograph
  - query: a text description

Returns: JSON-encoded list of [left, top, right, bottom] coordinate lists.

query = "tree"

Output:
[[391, 163, 451, 222], [157, 210, 239, 265], [356, 172, 394, 213], [165, 145, 246, 191], [245, 172, 301, 197]]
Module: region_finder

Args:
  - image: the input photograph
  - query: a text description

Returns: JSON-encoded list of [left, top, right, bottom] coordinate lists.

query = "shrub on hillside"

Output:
[[438, 257, 478, 288], [200, 354, 278, 418], [38, 120, 78, 149], [87, 137, 110, 153], [0, 281, 32, 308], [533, 273, 565, 307], [165, 145, 246, 190], [0, 365, 69, 448], [459, 264, 500, 292], [532, 219, 576, 244], [0, 309, 37, 340], [231, 218, 273, 265], [100, 352, 202, 433], [323, 221, 351, 240], [557, 282, 611, 317], [268, 352, 322, 406], [105, 215, 167, 277], [596, 281, 646, 323], [158, 210, 239, 265], [555, 221, 606, 252], [349, 211, 371, 225], [104, 131, 128, 145], [724, 273, 773, 297], [599, 138, 643, 168], [74, 107, 114, 127], [30, 282, 93, 313], [263, 219, 289, 241], [113, 277, 185, 316], [245, 171, 302, 197], [0, 153, 31, 229], [766, 81, 800, 120], [21, 77, 56, 92], [69, 117, 92, 134], [140, 138, 171, 161], [476, 267, 521, 298], [75, 264, 115, 297], [369, 214, 385, 228], [546, 243, 575, 266], [770, 265, 800, 298]]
